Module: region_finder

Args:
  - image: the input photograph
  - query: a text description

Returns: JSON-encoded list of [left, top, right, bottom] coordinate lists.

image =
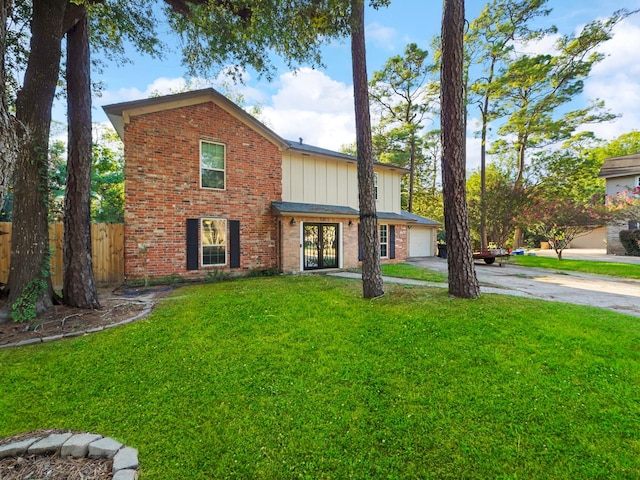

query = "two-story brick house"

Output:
[[103, 88, 439, 281]]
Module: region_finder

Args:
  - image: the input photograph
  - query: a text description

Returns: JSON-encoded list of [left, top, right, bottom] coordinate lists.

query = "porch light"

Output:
[[290, 218, 296, 226]]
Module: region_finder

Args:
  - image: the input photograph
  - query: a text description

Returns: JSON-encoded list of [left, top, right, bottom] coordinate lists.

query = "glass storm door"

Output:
[[303, 223, 339, 270]]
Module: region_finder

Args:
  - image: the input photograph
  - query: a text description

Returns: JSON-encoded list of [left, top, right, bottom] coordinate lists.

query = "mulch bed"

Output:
[[0, 430, 112, 480]]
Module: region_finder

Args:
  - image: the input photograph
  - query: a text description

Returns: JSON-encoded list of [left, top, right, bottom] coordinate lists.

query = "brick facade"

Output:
[[279, 217, 406, 273], [109, 90, 420, 281], [123, 101, 282, 280]]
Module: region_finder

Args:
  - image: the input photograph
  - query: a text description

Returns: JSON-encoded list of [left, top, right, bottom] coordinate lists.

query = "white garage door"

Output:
[[409, 227, 433, 257]]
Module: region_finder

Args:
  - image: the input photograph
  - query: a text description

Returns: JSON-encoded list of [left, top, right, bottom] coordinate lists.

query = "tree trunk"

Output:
[[480, 107, 488, 251], [351, 0, 383, 299], [408, 135, 416, 213], [440, 0, 480, 299], [0, 0, 17, 216], [0, 0, 67, 323], [63, 4, 100, 309]]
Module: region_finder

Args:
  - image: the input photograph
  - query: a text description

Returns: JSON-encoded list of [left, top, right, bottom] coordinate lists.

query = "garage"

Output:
[[408, 227, 434, 257]]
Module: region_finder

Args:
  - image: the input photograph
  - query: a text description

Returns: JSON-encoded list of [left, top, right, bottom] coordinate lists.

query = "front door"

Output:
[[303, 223, 339, 270]]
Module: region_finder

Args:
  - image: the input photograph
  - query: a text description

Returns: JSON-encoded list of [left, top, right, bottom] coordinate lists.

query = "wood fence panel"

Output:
[[0, 222, 124, 288], [49, 223, 64, 289], [91, 223, 125, 284]]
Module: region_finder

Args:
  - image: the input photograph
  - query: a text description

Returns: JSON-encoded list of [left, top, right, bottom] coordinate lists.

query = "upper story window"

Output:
[[201, 218, 227, 266], [379, 224, 388, 258], [201, 141, 225, 189], [374, 172, 379, 200]]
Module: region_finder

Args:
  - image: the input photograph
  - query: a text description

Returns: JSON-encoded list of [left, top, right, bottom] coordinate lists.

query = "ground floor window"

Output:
[[201, 218, 227, 266], [379, 224, 388, 258]]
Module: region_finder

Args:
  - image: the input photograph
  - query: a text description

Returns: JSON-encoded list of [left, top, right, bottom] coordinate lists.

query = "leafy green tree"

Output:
[[535, 132, 605, 206], [91, 131, 124, 223], [521, 195, 609, 260], [369, 43, 438, 212], [590, 131, 640, 162], [490, 10, 632, 187], [409, 129, 443, 222], [467, 164, 529, 249], [440, 0, 479, 299], [466, 0, 555, 249]]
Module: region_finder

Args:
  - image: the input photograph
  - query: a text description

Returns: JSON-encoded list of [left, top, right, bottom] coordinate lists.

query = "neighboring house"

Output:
[[103, 88, 440, 281], [598, 153, 640, 254]]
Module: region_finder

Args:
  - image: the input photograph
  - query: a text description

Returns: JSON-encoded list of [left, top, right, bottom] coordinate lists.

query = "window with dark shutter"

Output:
[[358, 223, 363, 261], [389, 225, 396, 259], [229, 220, 240, 268], [186, 219, 199, 270]]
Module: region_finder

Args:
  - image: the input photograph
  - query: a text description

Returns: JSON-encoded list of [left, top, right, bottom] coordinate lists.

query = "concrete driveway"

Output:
[[407, 252, 640, 318]]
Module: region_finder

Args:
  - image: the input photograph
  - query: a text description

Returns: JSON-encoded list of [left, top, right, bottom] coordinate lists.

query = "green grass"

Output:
[[381, 262, 447, 282], [1, 276, 640, 479], [511, 254, 640, 279]]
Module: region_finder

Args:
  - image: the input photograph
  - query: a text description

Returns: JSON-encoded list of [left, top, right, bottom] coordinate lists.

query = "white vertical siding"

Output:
[[282, 151, 404, 213], [606, 175, 638, 197]]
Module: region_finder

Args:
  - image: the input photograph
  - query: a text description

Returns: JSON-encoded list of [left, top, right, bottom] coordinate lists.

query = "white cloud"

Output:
[[584, 17, 640, 139], [512, 33, 561, 57], [366, 22, 397, 50], [261, 68, 356, 150], [97, 70, 265, 108]]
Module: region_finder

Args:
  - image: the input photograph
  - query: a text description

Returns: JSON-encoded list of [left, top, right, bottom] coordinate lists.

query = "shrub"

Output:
[[619, 229, 640, 256]]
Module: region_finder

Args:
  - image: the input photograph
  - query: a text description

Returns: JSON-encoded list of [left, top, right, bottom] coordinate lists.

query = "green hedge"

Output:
[[619, 229, 640, 256]]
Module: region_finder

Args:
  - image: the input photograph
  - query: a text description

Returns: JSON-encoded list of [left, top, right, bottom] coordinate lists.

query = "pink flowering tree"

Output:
[[607, 187, 640, 224], [521, 196, 609, 260]]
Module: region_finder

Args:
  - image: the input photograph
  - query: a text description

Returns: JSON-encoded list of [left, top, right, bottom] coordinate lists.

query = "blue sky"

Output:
[[85, 0, 640, 171]]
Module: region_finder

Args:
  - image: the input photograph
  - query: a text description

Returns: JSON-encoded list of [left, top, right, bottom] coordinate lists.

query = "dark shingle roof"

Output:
[[599, 153, 640, 179], [271, 202, 359, 217], [271, 202, 440, 227], [399, 210, 441, 226], [285, 139, 409, 173]]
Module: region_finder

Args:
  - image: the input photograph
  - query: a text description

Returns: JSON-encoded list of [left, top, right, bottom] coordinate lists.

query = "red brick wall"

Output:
[[123, 101, 282, 280], [278, 218, 407, 273]]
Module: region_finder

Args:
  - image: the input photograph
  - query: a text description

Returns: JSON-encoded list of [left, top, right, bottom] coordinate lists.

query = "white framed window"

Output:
[[374, 172, 379, 200], [201, 218, 227, 266], [379, 224, 388, 258], [200, 141, 225, 189]]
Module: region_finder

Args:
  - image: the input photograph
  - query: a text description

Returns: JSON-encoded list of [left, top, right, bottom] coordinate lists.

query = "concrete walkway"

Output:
[[332, 250, 640, 318]]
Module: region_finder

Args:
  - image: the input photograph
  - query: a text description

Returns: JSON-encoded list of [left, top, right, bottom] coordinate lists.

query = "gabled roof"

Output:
[[102, 88, 408, 174], [598, 153, 640, 179], [102, 88, 287, 149]]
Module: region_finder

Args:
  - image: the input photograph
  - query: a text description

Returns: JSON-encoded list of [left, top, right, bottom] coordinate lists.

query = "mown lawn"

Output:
[[511, 254, 640, 279], [1, 275, 639, 479], [381, 262, 447, 282]]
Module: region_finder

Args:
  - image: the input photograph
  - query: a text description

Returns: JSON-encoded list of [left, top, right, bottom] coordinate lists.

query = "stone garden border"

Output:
[[0, 431, 139, 480]]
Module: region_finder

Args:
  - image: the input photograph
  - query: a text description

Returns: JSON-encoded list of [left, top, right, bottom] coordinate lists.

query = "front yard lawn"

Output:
[[1, 276, 639, 479], [511, 255, 640, 279]]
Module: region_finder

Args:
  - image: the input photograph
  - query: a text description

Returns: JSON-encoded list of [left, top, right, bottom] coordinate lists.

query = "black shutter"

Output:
[[186, 219, 199, 270], [389, 225, 396, 259], [357, 223, 363, 261], [229, 220, 240, 268]]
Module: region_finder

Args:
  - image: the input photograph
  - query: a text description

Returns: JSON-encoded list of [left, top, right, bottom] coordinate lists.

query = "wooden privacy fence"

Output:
[[0, 222, 124, 289]]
